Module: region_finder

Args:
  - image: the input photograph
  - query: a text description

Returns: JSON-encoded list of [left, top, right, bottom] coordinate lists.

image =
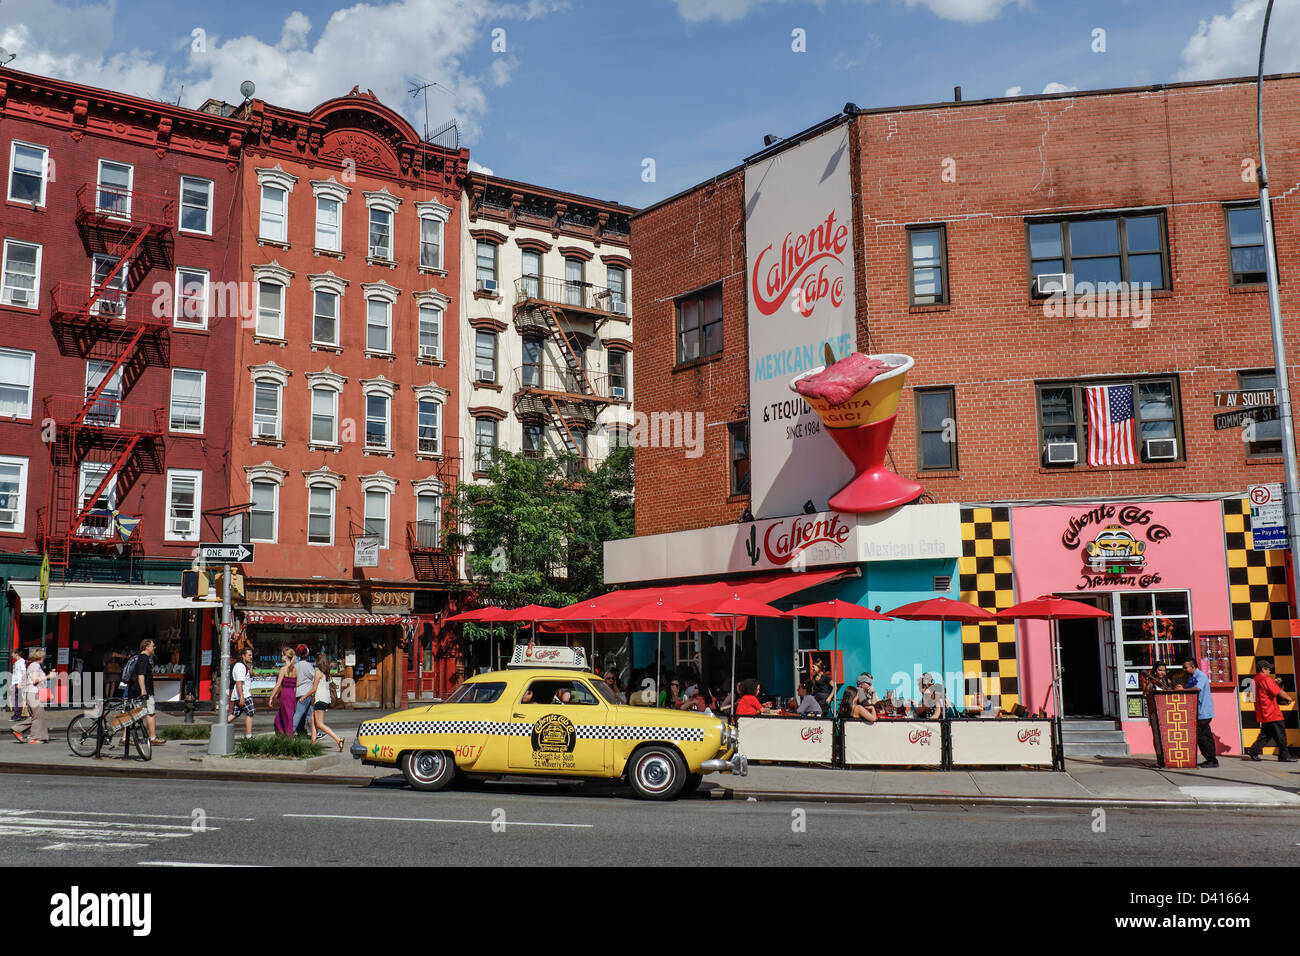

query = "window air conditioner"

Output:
[[0, 508, 16, 527], [9, 290, 29, 306], [1144, 438, 1178, 461], [611, 300, 628, 316], [477, 278, 499, 293], [419, 345, 440, 359], [171, 518, 193, 536], [256, 421, 279, 439], [1045, 441, 1078, 465], [1035, 273, 1072, 296], [476, 369, 496, 384], [611, 386, 626, 400], [369, 245, 390, 259]]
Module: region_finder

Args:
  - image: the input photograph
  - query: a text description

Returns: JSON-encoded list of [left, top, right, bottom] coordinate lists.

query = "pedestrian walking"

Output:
[[1182, 657, 1218, 768], [123, 639, 166, 746], [12, 649, 49, 744], [309, 653, 343, 751], [269, 646, 297, 735], [1244, 659, 1295, 762], [228, 646, 255, 738], [292, 644, 316, 736], [9, 646, 26, 722]]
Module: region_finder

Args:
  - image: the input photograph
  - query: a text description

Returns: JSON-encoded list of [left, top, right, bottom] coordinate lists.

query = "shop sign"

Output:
[[244, 585, 413, 612], [755, 513, 852, 567], [354, 536, 380, 569], [1248, 483, 1288, 551], [1061, 504, 1172, 590]]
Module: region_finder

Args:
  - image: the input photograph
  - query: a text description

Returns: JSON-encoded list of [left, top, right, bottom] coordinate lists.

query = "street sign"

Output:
[[1248, 483, 1288, 551], [1214, 405, 1280, 430], [353, 535, 380, 568], [197, 543, 255, 562], [1249, 482, 1282, 506], [1214, 388, 1277, 409]]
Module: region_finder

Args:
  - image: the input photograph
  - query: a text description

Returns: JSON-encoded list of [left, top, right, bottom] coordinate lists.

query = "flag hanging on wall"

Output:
[[1085, 384, 1136, 466]]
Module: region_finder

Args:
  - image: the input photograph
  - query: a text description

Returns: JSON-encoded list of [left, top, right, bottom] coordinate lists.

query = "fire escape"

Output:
[[40, 184, 174, 572], [512, 275, 622, 477], [406, 438, 463, 583]]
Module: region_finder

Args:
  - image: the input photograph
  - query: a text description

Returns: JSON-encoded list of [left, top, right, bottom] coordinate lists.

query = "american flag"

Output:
[[1086, 384, 1136, 466]]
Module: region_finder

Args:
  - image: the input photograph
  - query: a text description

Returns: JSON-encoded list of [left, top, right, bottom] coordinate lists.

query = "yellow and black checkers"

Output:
[[959, 506, 1019, 710]]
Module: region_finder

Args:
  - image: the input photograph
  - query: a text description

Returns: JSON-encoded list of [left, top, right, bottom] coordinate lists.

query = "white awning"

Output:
[[9, 581, 195, 615]]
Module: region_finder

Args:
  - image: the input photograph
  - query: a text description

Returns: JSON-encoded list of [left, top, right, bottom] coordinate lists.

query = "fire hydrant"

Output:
[[183, 693, 196, 724]]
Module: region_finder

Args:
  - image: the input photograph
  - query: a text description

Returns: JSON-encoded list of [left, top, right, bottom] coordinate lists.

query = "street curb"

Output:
[[0, 761, 375, 787], [719, 789, 1300, 811]]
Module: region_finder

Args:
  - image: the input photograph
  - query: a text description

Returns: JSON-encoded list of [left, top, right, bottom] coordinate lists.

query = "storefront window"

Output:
[[1117, 590, 1191, 718]]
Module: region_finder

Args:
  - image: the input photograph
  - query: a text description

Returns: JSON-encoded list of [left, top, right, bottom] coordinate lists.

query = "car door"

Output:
[[508, 678, 611, 774]]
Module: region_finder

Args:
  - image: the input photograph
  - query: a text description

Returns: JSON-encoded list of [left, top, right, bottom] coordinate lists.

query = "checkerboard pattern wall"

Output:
[[1223, 497, 1298, 751], [959, 506, 1019, 709]]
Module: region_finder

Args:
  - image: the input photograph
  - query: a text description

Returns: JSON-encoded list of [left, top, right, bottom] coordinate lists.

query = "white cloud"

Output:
[[1004, 85, 1023, 96], [1041, 81, 1078, 94], [468, 159, 495, 176], [672, 0, 773, 23], [673, 0, 1024, 23], [1176, 0, 1300, 81]]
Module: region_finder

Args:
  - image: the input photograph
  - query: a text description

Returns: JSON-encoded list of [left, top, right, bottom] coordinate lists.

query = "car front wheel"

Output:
[[628, 745, 686, 801], [401, 750, 456, 792]]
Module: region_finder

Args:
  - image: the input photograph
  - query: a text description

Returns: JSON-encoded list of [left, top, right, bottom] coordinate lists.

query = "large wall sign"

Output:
[[745, 124, 858, 519], [1059, 504, 1172, 590]]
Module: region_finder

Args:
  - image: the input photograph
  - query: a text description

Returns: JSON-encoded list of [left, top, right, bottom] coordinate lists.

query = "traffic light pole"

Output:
[[207, 561, 235, 755]]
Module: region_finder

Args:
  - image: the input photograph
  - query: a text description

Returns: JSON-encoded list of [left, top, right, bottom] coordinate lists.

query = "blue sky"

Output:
[[1, 0, 1295, 206]]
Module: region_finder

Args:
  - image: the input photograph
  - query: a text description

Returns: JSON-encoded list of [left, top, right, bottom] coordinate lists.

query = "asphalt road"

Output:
[[0, 771, 1295, 867]]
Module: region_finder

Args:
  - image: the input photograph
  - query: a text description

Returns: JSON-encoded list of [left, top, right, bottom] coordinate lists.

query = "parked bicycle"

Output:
[[66, 697, 152, 761]]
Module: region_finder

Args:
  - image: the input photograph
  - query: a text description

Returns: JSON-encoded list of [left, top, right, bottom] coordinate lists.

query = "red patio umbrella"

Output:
[[995, 595, 1111, 719], [680, 593, 787, 714], [887, 597, 994, 711], [613, 599, 728, 704], [444, 606, 511, 671], [782, 599, 893, 711]]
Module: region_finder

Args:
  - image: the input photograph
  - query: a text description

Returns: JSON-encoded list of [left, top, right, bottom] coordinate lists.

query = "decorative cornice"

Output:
[[303, 466, 345, 490], [251, 260, 294, 284], [515, 237, 553, 254], [600, 253, 632, 269], [364, 187, 403, 213], [412, 475, 445, 495], [311, 177, 352, 202], [305, 368, 346, 390], [412, 289, 451, 309], [256, 164, 299, 191], [247, 361, 292, 386], [245, 462, 289, 485], [358, 471, 398, 494], [307, 271, 349, 295], [469, 228, 506, 246], [414, 382, 449, 403], [558, 246, 594, 262], [360, 375, 399, 398], [469, 406, 508, 421], [602, 338, 633, 352], [415, 198, 452, 222], [468, 317, 507, 333], [360, 280, 400, 303]]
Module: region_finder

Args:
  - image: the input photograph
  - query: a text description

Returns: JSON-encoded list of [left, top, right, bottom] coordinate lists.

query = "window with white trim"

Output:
[[316, 196, 342, 252], [366, 298, 391, 353], [474, 417, 498, 472], [521, 250, 541, 298], [607, 266, 627, 310], [169, 368, 205, 433], [0, 240, 40, 309], [77, 463, 117, 540], [96, 160, 133, 218], [564, 258, 585, 306], [368, 207, 393, 260], [307, 485, 334, 545], [253, 380, 281, 440], [174, 267, 209, 329], [260, 184, 288, 242], [0, 456, 28, 533], [91, 255, 128, 318], [310, 386, 338, 445], [257, 281, 284, 338], [418, 399, 441, 454], [249, 479, 278, 542], [418, 305, 442, 359], [420, 216, 443, 269], [313, 289, 339, 346], [365, 393, 390, 450], [0, 348, 34, 418], [363, 489, 389, 549], [165, 470, 202, 542], [8, 142, 48, 205], [476, 241, 497, 287], [475, 330, 496, 384], [179, 176, 213, 234], [415, 491, 441, 547], [84, 360, 123, 427]]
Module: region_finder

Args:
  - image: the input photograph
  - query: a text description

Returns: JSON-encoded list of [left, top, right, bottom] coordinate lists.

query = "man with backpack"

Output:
[[120, 639, 165, 746]]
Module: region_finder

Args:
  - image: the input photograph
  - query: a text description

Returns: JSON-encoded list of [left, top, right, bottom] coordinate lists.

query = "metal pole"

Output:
[[1257, 0, 1300, 581], [730, 618, 737, 714], [656, 625, 662, 706], [208, 562, 234, 755]]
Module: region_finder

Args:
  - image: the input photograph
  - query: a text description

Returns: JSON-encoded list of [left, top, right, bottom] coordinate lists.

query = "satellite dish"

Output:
[[0, 47, 13, 65], [239, 80, 256, 99]]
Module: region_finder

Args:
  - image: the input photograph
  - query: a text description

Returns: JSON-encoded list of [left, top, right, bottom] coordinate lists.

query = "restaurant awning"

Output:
[[9, 581, 193, 615], [241, 609, 408, 627]]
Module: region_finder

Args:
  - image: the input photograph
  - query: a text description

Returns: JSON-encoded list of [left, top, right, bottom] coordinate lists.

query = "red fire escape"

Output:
[[39, 184, 174, 572], [406, 443, 462, 583]]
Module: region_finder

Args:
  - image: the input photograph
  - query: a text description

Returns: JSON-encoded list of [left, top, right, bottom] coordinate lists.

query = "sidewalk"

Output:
[[5, 708, 1299, 808]]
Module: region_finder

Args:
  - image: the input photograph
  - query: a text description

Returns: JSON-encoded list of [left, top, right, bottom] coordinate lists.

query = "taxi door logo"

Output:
[[531, 713, 577, 769]]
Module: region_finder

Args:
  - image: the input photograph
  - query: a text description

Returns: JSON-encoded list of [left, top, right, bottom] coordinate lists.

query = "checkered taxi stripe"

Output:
[[1223, 498, 1298, 752], [358, 720, 705, 742], [959, 506, 1020, 710]]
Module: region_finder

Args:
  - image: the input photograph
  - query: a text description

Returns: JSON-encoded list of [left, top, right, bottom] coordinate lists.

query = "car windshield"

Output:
[[590, 680, 622, 706], [442, 681, 506, 704]]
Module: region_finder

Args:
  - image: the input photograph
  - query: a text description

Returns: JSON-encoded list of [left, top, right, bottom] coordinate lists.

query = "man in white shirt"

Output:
[[9, 649, 25, 719], [228, 646, 255, 737]]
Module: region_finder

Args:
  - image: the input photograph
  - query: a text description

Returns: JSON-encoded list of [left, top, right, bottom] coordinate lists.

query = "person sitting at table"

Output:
[[735, 679, 765, 716], [856, 673, 878, 706], [839, 686, 877, 723], [809, 659, 833, 709], [791, 681, 823, 716], [914, 673, 946, 719]]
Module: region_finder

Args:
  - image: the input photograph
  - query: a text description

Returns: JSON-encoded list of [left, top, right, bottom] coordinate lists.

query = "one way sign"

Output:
[[198, 543, 256, 562]]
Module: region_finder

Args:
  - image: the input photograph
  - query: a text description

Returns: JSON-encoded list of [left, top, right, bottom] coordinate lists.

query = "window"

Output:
[[607, 266, 627, 310], [179, 176, 213, 234], [475, 330, 497, 384], [418, 399, 440, 454], [564, 258, 584, 306], [608, 350, 627, 398], [475, 418, 498, 472], [78, 463, 117, 539], [1036, 377, 1183, 465], [316, 196, 341, 252], [165, 470, 202, 541], [368, 207, 393, 260], [307, 485, 334, 545], [522, 337, 542, 388], [1027, 212, 1168, 294], [366, 393, 390, 449], [523, 421, 543, 457], [1118, 591, 1192, 719], [521, 250, 541, 298], [1225, 203, 1267, 286], [908, 225, 948, 305], [1239, 369, 1282, 456], [364, 489, 389, 548], [257, 281, 284, 338], [729, 421, 750, 496], [253, 381, 282, 440], [313, 289, 339, 346], [91, 255, 127, 317], [415, 491, 441, 547], [8, 142, 48, 205], [915, 387, 957, 470], [169, 369, 205, 433], [249, 479, 278, 542], [420, 217, 443, 269], [1, 240, 40, 308], [84, 360, 123, 426], [366, 298, 391, 353], [476, 241, 497, 287], [444, 681, 507, 704], [0, 456, 28, 533], [311, 387, 338, 445], [260, 183, 288, 242], [676, 286, 723, 363], [0, 348, 34, 418], [96, 160, 132, 218], [418, 305, 442, 359], [174, 268, 209, 329]]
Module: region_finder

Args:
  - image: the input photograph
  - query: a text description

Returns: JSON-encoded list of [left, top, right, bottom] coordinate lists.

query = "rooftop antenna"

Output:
[[408, 75, 454, 142], [239, 79, 256, 103]]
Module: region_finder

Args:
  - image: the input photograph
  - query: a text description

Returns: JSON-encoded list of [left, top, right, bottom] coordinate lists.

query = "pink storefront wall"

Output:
[[1010, 500, 1241, 756]]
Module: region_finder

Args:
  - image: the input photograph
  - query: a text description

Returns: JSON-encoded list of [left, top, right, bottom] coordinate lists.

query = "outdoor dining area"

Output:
[[446, 582, 1121, 772]]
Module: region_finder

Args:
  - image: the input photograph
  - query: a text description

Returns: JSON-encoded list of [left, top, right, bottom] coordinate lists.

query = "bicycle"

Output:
[[66, 697, 152, 761]]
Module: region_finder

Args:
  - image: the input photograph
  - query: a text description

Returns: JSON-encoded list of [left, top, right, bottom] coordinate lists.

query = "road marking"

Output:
[[4, 808, 255, 822], [138, 861, 266, 867], [283, 812, 593, 829], [0, 814, 216, 832], [42, 842, 148, 851]]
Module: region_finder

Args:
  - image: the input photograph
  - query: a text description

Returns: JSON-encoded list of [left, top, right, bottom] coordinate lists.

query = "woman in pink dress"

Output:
[[269, 647, 297, 735]]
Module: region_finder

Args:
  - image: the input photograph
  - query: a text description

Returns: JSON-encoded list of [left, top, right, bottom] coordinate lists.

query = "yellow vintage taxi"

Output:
[[1085, 524, 1146, 571], [350, 648, 746, 800]]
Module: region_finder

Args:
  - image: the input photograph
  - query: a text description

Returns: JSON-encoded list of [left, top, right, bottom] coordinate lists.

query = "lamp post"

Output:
[[1255, 0, 1300, 594]]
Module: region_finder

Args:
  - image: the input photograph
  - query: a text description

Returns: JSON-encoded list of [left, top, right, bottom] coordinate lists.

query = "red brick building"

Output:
[[0, 66, 246, 702], [616, 75, 1300, 757], [228, 88, 469, 706]]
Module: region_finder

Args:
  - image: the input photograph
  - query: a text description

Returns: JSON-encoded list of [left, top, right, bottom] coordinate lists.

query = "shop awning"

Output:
[[9, 581, 193, 615], [242, 609, 407, 627]]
